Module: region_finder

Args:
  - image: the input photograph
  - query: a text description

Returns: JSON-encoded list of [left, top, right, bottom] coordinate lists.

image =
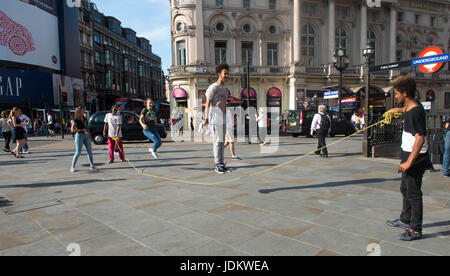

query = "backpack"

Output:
[[319, 114, 331, 132]]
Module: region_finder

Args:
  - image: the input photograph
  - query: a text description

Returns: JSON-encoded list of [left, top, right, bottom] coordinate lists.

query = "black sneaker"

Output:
[[220, 164, 232, 173], [386, 219, 411, 230], [215, 166, 226, 175], [398, 229, 422, 241]]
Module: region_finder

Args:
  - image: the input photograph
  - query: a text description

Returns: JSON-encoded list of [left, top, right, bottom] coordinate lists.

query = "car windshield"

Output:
[[93, 113, 106, 124]]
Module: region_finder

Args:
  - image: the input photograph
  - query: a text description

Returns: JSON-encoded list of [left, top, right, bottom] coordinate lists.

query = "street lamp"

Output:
[[362, 41, 375, 158], [333, 46, 349, 116]]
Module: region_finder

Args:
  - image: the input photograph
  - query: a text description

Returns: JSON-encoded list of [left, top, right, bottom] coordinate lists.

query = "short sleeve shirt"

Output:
[[141, 108, 157, 128], [400, 105, 432, 173], [206, 83, 228, 124], [74, 118, 88, 134], [105, 113, 122, 138]]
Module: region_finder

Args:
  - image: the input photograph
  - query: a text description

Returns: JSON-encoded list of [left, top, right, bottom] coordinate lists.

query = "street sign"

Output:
[[421, 102, 432, 110], [414, 47, 448, 73], [324, 90, 339, 99], [370, 60, 411, 72]]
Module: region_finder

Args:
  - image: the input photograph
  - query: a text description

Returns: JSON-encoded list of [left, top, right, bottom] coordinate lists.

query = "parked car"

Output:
[[0, 11, 35, 56], [88, 111, 167, 145], [286, 109, 357, 138]]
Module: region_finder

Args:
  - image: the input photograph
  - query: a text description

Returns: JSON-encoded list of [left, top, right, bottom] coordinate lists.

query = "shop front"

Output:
[[266, 87, 282, 131], [241, 87, 257, 109]]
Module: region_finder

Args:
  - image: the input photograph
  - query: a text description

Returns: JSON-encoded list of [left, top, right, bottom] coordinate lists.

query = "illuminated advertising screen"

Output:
[[0, 0, 61, 71]]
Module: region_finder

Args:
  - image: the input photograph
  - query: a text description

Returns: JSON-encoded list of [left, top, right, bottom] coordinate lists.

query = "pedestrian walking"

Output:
[[9, 107, 26, 158], [311, 105, 331, 158], [224, 101, 240, 160], [70, 107, 96, 172], [19, 111, 31, 154], [442, 117, 450, 177], [47, 113, 55, 137], [386, 76, 433, 241], [255, 107, 268, 146], [104, 105, 125, 163], [0, 111, 12, 152], [203, 63, 232, 174], [140, 98, 162, 159]]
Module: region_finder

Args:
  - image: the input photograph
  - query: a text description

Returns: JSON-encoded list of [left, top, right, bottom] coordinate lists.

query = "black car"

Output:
[[287, 109, 357, 138], [88, 111, 167, 145]]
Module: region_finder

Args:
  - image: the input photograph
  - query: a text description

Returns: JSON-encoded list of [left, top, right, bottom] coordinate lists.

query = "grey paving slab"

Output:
[[0, 236, 66, 256], [295, 225, 380, 256], [178, 240, 248, 256], [107, 215, 172, 240], [138, 201, 197, 220], [377, 241, 436, 256], [77, 232, 160, 256], [237, 232, 320, 256], [138, 227, 210, 256]]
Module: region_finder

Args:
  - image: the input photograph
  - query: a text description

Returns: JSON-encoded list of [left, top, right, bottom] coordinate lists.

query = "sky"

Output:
[[92, 0, 172, 75]]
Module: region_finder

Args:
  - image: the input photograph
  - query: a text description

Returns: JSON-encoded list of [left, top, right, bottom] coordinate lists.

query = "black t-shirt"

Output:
[[141, 108, 157, 127], [74, 118, 88, 133], [400, 105, 432, 174]]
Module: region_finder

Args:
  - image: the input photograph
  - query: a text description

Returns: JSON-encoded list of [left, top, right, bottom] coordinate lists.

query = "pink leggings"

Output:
[[108, 137, 124, 161]]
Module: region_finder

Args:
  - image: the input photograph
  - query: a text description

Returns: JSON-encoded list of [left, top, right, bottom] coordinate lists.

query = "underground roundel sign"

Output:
[[417, 47, 445, 74]]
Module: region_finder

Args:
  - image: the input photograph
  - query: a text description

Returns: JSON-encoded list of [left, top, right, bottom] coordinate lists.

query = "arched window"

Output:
[[335, 28, 348, 56], [302, 24, 316, 66]]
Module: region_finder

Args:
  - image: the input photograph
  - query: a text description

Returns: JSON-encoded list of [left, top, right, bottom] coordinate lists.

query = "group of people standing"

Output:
[[0, 108, 31, 158]]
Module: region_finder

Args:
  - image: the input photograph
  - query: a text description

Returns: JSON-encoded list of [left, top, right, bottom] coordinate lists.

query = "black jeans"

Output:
[[400, 172, 424, 232], [3, 131, 11, 150], [315, 130, 328, 156]]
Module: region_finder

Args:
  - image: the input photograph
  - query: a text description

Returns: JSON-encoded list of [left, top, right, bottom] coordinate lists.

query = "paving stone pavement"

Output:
[[0, 135, 448, 256]]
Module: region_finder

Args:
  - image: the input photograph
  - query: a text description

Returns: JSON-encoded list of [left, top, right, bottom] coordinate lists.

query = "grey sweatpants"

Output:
[[213, 123, 226, 165]]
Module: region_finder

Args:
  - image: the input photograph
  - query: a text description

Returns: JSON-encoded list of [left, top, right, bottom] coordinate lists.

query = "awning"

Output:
[[349, 85, 365, 94], [173, 87, 187, 98], [228, 95, 242, 104], [241, 87, 257, 98], [267, 87, 282, 97]]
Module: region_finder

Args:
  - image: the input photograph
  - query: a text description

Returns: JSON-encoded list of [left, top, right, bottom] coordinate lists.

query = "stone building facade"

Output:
[[169, 0, 450, 124]]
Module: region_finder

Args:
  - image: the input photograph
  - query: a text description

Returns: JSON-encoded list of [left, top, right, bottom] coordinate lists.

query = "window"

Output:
[[412, 36, 418, 45], [445, 92, 450, 109], [415, 14, 420, 24], [302, 24, 316, 66], [243, 0, 250, 9], [105, 70, 112, 89], [242, 23, 252, 34], [268, 25, 277, 34], [216, 22, 225, 32], [216, 0, 223, 6], [396, 50, 403, 61], [398, 12, 404, 23], [269, 0, 276, 10], [215, 41, 227, 64], [396, 35, 403, 44], [104, 50, 110, 65], [431, 16, 436, 27], [95, 51, 101, 64], [302, 3, 318, 15], [94, 32, 100, 44], [267, 43, 278, 66], [176, 40, 186, 66], [335, 28, 348, 56], [241, 42, 253, 65], [368, 30, 376, 61], [336, 6, 350, 18]]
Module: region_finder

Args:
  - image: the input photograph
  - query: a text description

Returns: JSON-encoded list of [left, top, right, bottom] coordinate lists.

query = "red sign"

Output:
[[418, 47, 444, 73]]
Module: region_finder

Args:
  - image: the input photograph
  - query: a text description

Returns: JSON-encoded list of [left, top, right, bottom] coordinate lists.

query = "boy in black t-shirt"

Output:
[[385, 76, 432, 241]]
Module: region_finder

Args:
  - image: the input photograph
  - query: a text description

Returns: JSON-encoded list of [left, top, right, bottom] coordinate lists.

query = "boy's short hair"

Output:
[[393, 76, 417, 99], [216, 63, 229, 75]]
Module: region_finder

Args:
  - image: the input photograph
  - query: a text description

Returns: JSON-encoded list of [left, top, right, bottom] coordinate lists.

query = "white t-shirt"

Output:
[[105, 113, 122, 138], [256, 112, 267, 128], [20, 115, 30, 130]]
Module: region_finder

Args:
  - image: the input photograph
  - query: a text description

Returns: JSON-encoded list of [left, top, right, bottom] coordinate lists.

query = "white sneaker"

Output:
[[90, 166, 97, 171], [70, 168, 76, 172], [149, 148, 159, 159]]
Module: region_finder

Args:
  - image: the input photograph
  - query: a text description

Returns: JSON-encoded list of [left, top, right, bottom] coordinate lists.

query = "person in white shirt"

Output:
[[19, 112, 31, 154], [103, 105, 125, 163], [255, 108, 268, 146], [0, 111, 12, 152], [223, 101, 240, 160], [311, 105, 332, 158]]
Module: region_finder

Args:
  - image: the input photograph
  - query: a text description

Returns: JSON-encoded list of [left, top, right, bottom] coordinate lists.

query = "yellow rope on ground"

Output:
[[114, 112, 403, 186]]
